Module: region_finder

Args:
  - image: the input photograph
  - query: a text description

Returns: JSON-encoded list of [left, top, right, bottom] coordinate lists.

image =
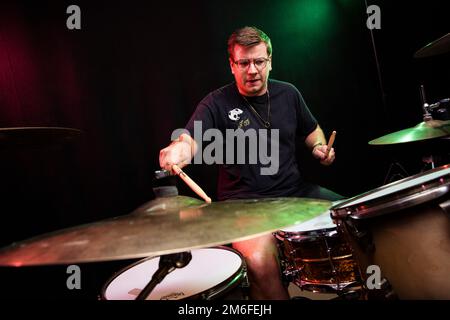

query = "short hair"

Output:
[[227, 26, 272, 60]]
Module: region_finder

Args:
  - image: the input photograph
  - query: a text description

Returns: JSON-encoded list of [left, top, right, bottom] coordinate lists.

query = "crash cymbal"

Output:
[[0, 196, 330, 266], [369, 120, 450, 145], [0, 127, 82, 147], [414, 33, 450, 58]]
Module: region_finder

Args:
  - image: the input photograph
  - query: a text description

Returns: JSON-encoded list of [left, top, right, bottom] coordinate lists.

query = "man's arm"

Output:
[[159, 133, 198, 173], [305, 125, 335, 166]]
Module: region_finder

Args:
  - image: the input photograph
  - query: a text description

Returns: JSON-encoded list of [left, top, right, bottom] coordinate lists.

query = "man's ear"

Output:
[[229, 58, 235, 75]]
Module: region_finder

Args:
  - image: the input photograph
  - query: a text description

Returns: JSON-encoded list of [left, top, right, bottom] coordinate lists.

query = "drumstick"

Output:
[[325, 131, 336, 157], [172, 164, 212, 203]]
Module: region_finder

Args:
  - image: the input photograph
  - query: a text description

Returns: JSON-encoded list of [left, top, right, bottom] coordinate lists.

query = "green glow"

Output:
[[275, 0, 336, 38], [295, 0, 334, 32], [271, 0, 341, 75]]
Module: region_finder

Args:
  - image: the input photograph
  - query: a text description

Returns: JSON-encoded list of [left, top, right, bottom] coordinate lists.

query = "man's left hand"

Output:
[[312, 144, 335, 166]]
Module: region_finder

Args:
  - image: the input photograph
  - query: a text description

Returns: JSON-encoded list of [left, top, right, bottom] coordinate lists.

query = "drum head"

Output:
[[279, 200, 345, 234], [332, 165, 450, 219], [280, 210, 335, 233], [102, 247, 244, 300]]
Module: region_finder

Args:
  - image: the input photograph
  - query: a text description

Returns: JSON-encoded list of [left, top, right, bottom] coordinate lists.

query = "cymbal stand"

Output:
[[422, 155, 435, 170], [136, 251, 192, 300], [421, 92, 450, 169], [420, 84, 433, 122]]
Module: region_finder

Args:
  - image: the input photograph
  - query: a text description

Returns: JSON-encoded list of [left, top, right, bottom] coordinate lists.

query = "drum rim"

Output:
[[100, 246, 246, 300], [330, 164, 450, 219], [276, 227, 338, 240]]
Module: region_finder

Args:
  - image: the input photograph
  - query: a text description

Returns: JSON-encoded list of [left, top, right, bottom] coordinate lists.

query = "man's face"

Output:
[[229, 42, 272, 97]]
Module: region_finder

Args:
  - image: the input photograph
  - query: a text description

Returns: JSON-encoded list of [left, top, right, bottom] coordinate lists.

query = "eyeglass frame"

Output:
[[232, 56, 271, 71]]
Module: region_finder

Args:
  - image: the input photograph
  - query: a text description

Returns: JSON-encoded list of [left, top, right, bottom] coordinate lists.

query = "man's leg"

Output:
[[298, 182, 345, 202], [232, 234, 290, 300]]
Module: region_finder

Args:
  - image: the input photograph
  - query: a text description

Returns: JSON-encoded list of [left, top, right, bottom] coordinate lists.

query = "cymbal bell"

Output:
[[0, 127, 82, 147], [0, 196, 331, 266], [369, 119, 450, 145], [414, 33, 450, 58]]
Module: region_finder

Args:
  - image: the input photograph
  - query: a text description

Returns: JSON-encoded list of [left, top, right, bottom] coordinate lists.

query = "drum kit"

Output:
[[1, 34, 450, 300]]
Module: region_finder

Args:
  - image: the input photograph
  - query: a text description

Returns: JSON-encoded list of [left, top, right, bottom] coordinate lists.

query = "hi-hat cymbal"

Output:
[[414, 33, 450, 58], [369, 120, 450, 145], [0, 196, 331, 266], [0, 127, 82, 147]]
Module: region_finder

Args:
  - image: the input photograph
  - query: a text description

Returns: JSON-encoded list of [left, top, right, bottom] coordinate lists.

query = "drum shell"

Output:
[[336, 196, 450, 299], [275, 227, 361, 293]]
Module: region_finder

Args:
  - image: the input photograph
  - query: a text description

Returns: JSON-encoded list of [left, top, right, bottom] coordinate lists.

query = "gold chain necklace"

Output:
[[241, 89, 271, 128]]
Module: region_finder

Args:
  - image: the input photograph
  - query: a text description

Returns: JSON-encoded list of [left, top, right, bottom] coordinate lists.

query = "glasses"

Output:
[[233, 57, 270, 71]]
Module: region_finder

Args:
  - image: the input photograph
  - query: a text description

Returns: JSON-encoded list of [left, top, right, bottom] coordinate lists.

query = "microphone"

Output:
[[159, 251, 192, 269], [136, 251, 192, 300]]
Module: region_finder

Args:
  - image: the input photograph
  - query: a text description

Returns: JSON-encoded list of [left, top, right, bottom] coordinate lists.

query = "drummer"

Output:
[[159, 26, 343, 300]]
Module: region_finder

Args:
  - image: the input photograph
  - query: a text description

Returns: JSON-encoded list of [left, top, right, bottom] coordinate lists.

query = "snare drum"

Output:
[[275, 208, 361, 293], [331, 165, 450, 299], [101, 247, 248, 300]]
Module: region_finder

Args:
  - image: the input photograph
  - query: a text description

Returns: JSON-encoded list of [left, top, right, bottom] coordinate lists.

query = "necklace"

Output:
[[241, 89, 271, 128]]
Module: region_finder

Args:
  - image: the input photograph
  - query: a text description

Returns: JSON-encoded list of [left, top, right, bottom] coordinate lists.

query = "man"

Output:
[[159, 26, 341, 299]]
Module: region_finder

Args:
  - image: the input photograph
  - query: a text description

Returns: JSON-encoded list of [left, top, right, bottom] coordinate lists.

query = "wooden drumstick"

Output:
[[325, 131, 336, 157], [172, 164, 212, 203]]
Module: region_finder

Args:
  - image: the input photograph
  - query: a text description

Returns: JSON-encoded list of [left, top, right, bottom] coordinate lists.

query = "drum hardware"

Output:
[[428, 98, 450, 113]]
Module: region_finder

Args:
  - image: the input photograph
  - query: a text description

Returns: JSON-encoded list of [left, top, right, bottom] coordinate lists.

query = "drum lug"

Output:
[[439, 199, 450, 217], [348, 221, 376, 254], [283, 267, 300, 282]]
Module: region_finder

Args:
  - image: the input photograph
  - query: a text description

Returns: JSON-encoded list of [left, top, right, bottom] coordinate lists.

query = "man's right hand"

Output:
[[159, 133, 196, 173]]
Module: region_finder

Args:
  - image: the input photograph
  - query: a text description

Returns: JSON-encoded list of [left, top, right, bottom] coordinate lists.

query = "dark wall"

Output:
[[0, 0, 449, 298]]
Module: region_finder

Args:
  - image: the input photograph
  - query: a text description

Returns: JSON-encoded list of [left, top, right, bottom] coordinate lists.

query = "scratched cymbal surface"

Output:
[[0, 196, 331, 266]]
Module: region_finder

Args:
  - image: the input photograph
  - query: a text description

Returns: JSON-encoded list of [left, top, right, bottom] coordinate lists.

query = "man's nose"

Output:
[[247, 62, 258, 74]]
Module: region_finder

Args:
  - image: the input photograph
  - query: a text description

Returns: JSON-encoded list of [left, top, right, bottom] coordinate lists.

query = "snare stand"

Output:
[[136, 251, 192, 300]]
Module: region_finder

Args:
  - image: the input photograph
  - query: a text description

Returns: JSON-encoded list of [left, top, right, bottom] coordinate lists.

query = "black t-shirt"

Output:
[[185, 79, 318, 200]]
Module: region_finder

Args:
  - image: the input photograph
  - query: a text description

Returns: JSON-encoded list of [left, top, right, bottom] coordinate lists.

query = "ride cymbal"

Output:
[[369, 120, 450, 145], [414, 33, 450, 58], [0, 196, 331, 266]]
